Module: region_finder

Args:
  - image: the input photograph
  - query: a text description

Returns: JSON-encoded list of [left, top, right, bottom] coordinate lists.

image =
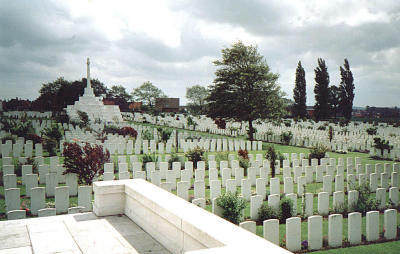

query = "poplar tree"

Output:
[[339, 59, 355, 121], [293, 61, 307, 118], [313, 58, 330, 121]]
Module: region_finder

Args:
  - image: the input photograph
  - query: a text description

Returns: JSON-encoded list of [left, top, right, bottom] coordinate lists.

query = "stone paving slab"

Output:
[[0, 213, 171, 254]]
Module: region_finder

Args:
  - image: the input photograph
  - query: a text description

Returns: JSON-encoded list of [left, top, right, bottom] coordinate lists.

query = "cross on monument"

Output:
[[85, 57, 94, 96]]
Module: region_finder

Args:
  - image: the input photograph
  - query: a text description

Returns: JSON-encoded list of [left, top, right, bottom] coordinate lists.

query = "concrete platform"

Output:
[[0, 213, 171, 254]]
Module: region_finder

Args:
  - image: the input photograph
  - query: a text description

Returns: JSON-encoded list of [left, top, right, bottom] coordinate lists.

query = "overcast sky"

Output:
[[0, 0, 399, 107]]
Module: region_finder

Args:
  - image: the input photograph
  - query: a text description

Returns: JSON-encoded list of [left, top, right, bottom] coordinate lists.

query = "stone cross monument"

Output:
[[65, 58, 123, 123], [85, 57, 94, 96]]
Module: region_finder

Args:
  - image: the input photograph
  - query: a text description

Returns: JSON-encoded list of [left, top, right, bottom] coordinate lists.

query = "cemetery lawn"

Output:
[[312, 240, 400, 254], [1, 128, 399, 253]]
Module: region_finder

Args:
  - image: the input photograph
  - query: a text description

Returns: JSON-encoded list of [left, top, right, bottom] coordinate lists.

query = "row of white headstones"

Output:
[[3, 153, 399, 221], [240, 209, 398, 252]]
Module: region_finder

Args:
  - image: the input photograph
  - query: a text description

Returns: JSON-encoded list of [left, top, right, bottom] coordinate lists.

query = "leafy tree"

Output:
[[206, 41, 285, 141], [329, 85, 341, 119], [339, 59, 355, 121], [186, 85, 208, 115], [3, 98, 32, 111], [34, 77, 70, 111], [107, 85, 132, 111], [132, 81, 166, 108], [293, 61, 307, 118], [313, 58, 330, 121], [89, 78, 109, 97], [33, 77, 108, 112], [108, 85, 132, 101]]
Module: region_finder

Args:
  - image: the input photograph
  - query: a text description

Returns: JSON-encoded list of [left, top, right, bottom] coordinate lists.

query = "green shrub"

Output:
[[185, 146, 205, 168], [11, 120, 34, 137], [187, 116, 196, 128], [279, 197, 294, 223], [13, 160, 23, 177], [265, 145, 278, 178], [309, 144, 329, 164], [352, 182, 379, 214], [239, 157, 249, 172], [0, 133, 16, 143], [332, 203, 348, 215], [373, 137, 392, 156], [142, 153, 157, 164], [41, 123, 63, 145], [43, 138, 57, 156], [216, 191, 246, 225], [103, 125, 120, 135], [257, 203, 278, 224], [317, 126, 326, 130], [168, 153, 181, 169], [142, 129, 153, 140], [280, 131, 293, 145], [26, 157, 38, 174], [77, 110, 89, 128], [328, 126, 334, 142], [216, 151, 229, 163], [366, 127, 377, 135], [159, 128, 172, 143]]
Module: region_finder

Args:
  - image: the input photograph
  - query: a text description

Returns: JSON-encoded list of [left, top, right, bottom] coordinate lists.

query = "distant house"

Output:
[[103, 99, 116, 105], [155, 98, 179, 112], [129, 102, 142, 111]]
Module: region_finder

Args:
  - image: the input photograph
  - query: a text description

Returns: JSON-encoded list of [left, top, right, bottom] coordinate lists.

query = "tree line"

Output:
[[293, 58, 355, 121], [3, 78, 167, 112]]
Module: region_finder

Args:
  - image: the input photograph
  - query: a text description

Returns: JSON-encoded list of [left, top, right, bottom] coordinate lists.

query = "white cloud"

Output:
[[0, 0, 399, 107]]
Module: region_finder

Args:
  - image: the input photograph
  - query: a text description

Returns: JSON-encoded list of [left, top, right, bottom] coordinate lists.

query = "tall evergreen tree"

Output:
[[313, 58, 330, 121], [329, 85, 341, 119], [293, 61, 307, 118], [339, 59, 355, 121]]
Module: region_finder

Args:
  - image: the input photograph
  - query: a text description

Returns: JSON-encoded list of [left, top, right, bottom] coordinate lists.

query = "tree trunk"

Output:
[[248, 120, 254, 141]]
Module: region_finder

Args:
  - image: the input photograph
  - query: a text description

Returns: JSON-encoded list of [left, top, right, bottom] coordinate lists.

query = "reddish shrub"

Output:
[[238, 149, 249, 160], [63, 142, 110, 185], [119, 127, 138, 138], [25, 133, 43, 144]]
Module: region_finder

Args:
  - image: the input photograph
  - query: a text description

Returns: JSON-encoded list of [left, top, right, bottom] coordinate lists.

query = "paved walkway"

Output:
[[0, 213, 171, 254]]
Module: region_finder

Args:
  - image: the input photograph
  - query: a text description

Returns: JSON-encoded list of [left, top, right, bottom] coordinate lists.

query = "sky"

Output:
[[0, 0, 399, 107]]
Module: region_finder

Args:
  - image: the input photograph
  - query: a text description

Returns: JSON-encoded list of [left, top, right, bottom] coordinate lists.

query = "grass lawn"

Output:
[[312, 240, 400, 254]]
